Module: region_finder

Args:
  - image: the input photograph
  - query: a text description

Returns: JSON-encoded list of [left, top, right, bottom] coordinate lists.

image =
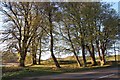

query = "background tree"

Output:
[[0, 2, 42, 67], [58, 2, 88, 67], [42, 2, 61, 68]]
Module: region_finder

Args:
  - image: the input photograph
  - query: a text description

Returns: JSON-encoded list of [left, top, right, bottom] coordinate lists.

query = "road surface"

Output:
[[22, 67, 120, 80]]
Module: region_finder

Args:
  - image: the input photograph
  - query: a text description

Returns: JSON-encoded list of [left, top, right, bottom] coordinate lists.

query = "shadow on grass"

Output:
[[59, 60, 77, 65]]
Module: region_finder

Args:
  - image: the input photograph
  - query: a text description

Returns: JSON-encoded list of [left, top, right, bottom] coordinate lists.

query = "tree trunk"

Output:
[[19, 50, 27, 67], [96, 41, 102, 61], [91, 44, 97, 66], [100, 43, 106, 66], [20, 57, 25, 67], [71, 42, 82, 67], [32, 53, 37, 65], [49, 11, 61, 68], [38, 52, 41, 65], [50, 31, 61, 68], [101, 48, 106, 66], [73, 52, 82, 67], [67, 26, 82, 67], [86, 45, 97, 66], [114, 43, 117, 62], [81, 41, 87, 67], [71, 43, 82, 67], [32, 41, 37, 65], [38, 38, 42, 65]]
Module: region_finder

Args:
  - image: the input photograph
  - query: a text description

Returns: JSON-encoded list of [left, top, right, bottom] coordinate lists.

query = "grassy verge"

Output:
[[2, 55, 120, 80], [2, 60, 120, 80], [2, 67, 62, 80]]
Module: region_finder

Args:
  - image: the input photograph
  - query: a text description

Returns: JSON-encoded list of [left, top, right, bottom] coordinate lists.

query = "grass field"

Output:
[[1, 55, 120, 80]]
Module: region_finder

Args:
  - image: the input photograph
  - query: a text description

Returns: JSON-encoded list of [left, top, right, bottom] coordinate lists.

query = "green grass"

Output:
[[2, 62, 120, 80], [2, 67, 62, 80], [2, 55, 120, 80]]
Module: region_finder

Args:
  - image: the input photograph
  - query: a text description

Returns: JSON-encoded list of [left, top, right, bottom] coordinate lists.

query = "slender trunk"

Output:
[[73, 52, 82, 67], [114, 43, 117, 62], [72, 45, 82, 67], [71, 42, 82, 67], [101, 51, 105, 65], [97, 25, 103, 65], [38, 38, 42, 65], [38, 52, 41, 65], [86, 45, 93, 64], [96, 41, 102, 61], [49, 11, 61, 68], [67, 26, 82, 67], [86, 45, 97, 66], [100, 43, 106, 66], [91, 44, 97, 66], [81, 41, 87, 67], [101, 48, 106, 65], [32, 53, 37, 65], [32, 41, 37, 65], [50, 31, 61, 68]]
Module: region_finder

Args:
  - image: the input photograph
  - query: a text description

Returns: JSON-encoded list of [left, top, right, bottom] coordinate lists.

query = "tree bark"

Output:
[[101, 47, 106, 65], [20, 57, 25, 67], [19, 50, 27, 67], [73, 52, 82, 67], [49, 10, 61, 68], [91, 44, 97, 66], [32, 53, 37, 65], [32, 40, 37, 65], [100, 42, 107, 66], [50, 28, 61, 68], [72, 43, 82, 67], [114, 43, 117, 62], [67, 26, 82, 67], [38, 38, 42, 65], [96, 41, 102, 61], [81, 41, 87, 67], [86, 44, 97, 66], [20, 56, 26, 67]]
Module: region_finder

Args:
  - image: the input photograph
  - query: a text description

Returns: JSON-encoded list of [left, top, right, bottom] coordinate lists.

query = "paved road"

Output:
[[23, 67, 120, 80]]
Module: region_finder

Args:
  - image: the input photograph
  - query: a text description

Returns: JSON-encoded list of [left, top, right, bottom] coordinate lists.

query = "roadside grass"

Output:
[[2, 67, 63, 80], [2, 55, 120, 80]]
